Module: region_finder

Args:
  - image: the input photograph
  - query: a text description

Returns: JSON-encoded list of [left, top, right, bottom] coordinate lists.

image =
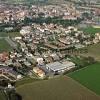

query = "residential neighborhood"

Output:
[[0, 0, 100, 100]]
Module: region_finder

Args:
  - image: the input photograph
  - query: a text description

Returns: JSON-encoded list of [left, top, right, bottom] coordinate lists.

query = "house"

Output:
[[20, 26, 32, 36], [50, 53, 60, 61], [0, 52, 9, 62], [44, 55, 53, 63], [0, 66, 22, 81], [33, 67, 45, 79], [35, 57, 44, 65]]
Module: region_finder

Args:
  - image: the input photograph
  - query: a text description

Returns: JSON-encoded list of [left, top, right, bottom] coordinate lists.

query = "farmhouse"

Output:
[[46, 61, 75, 74]]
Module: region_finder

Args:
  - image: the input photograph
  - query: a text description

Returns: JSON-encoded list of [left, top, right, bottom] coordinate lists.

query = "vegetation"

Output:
[[81, 26, 100, 35], [0, 32, 20, 37], [0, 39, 12, 52], [17, 76, 100, 100], [82, 43, 100, 61], [0, 90, 6, 100], [68, 63, 100, 95], [32, 17, 82, 27], [70, 56, 95, 68], [15, 77, 40, 87], [7, 32, 21, 37]]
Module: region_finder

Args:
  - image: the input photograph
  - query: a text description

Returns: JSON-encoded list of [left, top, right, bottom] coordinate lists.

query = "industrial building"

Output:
[[46, 61, 75, 74]]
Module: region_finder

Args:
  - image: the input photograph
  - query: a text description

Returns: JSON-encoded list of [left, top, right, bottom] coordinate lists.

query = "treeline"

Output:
[[31, 17, 83, 27], [0, 16, 82, 32], [0, 22, 22, 32], [64, 56, 96, 74]]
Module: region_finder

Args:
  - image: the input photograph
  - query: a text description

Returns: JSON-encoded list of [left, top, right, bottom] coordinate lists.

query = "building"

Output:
[[46, 61, 75, 74], [0, 66, 22, 81], [33, 67, 45, 79], [0, 52, 9, 62]]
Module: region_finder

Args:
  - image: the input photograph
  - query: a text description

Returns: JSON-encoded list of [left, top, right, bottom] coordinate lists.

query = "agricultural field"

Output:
[[16, 77, 40, 87], [81, 26, 100, 35], [0, 39, 12, 52], [0, 32, 20, 37], [0, 32, 8, 37], [17, 76, 100, 100], [68, 63, 100, 95], [7, 32, 21, 37], [0, 90, 6, 100]]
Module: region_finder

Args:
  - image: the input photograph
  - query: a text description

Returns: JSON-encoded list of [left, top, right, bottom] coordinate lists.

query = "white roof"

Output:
[[46, 61, 75, 71]]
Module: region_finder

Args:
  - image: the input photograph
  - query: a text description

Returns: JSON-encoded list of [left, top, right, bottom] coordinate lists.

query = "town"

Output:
[[0, 0, 100, 100]]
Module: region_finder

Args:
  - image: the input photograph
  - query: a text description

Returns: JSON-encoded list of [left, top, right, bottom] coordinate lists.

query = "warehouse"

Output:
[[46, 61, 75, 74]]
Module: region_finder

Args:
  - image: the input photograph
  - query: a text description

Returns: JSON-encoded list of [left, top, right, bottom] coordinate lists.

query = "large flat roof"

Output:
[[46, 61, 75, 72]]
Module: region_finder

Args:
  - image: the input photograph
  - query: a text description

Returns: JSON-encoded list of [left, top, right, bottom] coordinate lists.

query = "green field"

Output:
[[0, 32, 8, 37], [17, 76, 100, 100], [0, 32, 20, 37], [82, 26, 100, 35], [0, 39, 12, 52], [68, 63, 100, 95], [0, 91, 6, 100]]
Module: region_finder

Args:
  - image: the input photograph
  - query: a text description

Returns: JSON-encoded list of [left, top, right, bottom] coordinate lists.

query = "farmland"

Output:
[[16, 77, 40, 87], [82, 26, 100, 35], [17, 76, 100, 100], [0, 31, 20, 52], [68, 63, 100, 95], [0, 39, 12, 53], [0, 32, 20, 37], [0, 90, 6, 100]]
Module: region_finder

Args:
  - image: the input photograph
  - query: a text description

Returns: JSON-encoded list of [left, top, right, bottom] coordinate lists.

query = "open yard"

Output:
[[0, 39, 12, 52], [68, 63, 100, 95], [82, 43, 100, 61], [17, 76, 100, 100]]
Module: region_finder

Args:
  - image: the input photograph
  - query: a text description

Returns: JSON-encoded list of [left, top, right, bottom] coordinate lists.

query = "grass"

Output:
[[17, 76, 100, 100], [0, 39, 12, 52], [0, 90, 6, 100], [16, 77, 40, 87], [0, 32, 20, 37], [68, 63, 100, 95], [0, 32, 7, 37], [81, 26, 100, 35], [70, 56, 86, 67], [7, 32, 21, 37], [82, 43, 100, 61]]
